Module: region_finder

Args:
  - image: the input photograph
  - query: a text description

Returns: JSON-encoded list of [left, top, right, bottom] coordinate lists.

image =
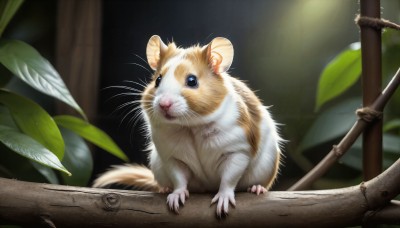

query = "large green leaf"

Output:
[[299, 98, 360, 152], [0, 105, 60, 183], [0, 0, 24, 37], [0, 105, 16, 128], [0, 142, 50, 183], [315, 43, 361, 111], [30, 161, 59, 184], [0, 39, 86, 119], [0, 64, 12, 87], [60, 127, 93, 186], [0, 125, 70, 175], [54, 115, 129, 162], [0, 89, 64, 159]]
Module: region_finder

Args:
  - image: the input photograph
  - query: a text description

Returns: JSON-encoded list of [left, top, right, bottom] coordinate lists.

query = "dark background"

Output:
[[94, 0, 364, 189], [5, 0, 400, 189]]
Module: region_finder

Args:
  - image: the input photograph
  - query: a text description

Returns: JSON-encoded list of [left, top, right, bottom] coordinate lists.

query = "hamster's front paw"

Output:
[[247, 184, 267, 195], [211, 189, 236, 217], [166, 188, 189, 214]]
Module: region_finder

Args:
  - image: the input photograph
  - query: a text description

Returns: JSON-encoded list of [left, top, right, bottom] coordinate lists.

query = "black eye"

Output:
[[186, 74, 198, 88], [155, 75, 162, 88]]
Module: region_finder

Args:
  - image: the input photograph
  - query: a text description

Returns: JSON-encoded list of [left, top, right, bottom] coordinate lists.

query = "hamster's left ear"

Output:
[[203, 37, 234, 74]]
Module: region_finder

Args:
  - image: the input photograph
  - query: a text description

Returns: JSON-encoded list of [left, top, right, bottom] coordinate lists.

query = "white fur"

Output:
[[143, 52, 282, 215], [93, 37, 282, 216]]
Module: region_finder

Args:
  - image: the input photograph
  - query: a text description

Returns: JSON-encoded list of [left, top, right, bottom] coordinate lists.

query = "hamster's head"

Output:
[[141, 35, 234, 126]]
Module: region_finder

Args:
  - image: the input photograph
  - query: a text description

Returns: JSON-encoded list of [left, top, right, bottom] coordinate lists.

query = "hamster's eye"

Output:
[[186, 74, 198, 88], [155, 75, 162, 88]]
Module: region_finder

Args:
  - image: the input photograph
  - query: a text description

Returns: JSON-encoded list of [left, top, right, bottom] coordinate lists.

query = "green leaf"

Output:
[[0, 125, 70, 175], [60, 127, 93, 186], [0, 89, 64, 159], [0, 0, 24, 37], [0, 64, 12, 87], [30, 161, 59, 184], [383, 119, 400, 132], [0, 105, 17, 128], [0, 142, 49, 182], [299, 98, 360, 152], [54, 115, 129, 162], [0, 39, 86, 119], [315, 43, 361, 111]]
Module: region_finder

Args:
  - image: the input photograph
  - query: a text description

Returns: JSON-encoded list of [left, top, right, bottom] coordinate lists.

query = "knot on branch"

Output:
[[360, 182, 371, 210], [101, 193, 121, 211], [332, 145, 343, 157], [356, 107, 382, 122], [355, 14, 400, 31]]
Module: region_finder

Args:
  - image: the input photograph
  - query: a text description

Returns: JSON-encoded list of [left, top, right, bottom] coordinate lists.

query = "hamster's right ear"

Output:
[[146, 35, 167, 70], [204, 37, 234, 74]]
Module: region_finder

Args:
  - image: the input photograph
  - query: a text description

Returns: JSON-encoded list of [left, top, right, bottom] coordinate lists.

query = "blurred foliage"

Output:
[[0, 0, 128, 186], [295, 29, 400, 189]]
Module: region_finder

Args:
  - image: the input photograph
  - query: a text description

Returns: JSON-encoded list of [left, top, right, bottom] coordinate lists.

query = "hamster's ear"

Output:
[[146, 35, 167, 70], [204, 37, 234, 74]]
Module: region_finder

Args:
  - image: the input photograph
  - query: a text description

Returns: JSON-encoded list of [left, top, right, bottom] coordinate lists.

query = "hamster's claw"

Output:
[[247, 185, 267, 195], [166, 188, 189, 214], [211, 190, 236, 218]]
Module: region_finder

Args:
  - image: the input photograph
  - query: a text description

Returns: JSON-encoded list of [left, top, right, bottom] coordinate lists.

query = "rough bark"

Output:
[[1, 158, 399, 227]]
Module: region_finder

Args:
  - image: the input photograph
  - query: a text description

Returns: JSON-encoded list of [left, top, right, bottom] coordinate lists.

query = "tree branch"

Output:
[[289, 67, 400, 190], [364, 201, 400, 225], [1, 157, 399, 227]]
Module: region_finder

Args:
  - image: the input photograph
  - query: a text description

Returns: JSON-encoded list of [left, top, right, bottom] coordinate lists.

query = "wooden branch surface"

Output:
[[1, 158, 399, 227]]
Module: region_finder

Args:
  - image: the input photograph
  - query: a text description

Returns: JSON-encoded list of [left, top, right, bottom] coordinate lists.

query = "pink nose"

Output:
[[159, 99, 172, 111]]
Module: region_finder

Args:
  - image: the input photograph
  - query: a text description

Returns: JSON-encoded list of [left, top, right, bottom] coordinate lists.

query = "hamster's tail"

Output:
[[92, 164, 160, 192]]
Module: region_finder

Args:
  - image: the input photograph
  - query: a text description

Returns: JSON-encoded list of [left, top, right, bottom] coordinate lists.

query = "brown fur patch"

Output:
[[231, 78, 262, 156], [175, 46, 227, 116]]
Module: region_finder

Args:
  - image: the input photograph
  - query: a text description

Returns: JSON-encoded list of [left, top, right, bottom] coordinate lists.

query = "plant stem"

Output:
[[360, 0, 382, 181]]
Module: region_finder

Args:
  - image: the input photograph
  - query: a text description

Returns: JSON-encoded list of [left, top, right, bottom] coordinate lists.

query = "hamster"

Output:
[[94, 35, 283, 217]]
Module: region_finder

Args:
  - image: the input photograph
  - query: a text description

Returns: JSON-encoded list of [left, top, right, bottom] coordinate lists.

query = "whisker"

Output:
[[111, 103, 136, 117], [134, 54, 151, 68], [139, 78, 150, 87], [129, 109, 145, 129], [123, 80, 148, 89], [127, 62, 152, 74], [103, 85, 143, 93], [120, 106, 142, 128], [106, 92, 143, 102], [116, 101, 142, 110]]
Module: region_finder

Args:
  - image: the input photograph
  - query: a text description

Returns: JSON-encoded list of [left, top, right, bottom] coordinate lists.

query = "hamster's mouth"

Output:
[[163, 113, 176, 120]]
